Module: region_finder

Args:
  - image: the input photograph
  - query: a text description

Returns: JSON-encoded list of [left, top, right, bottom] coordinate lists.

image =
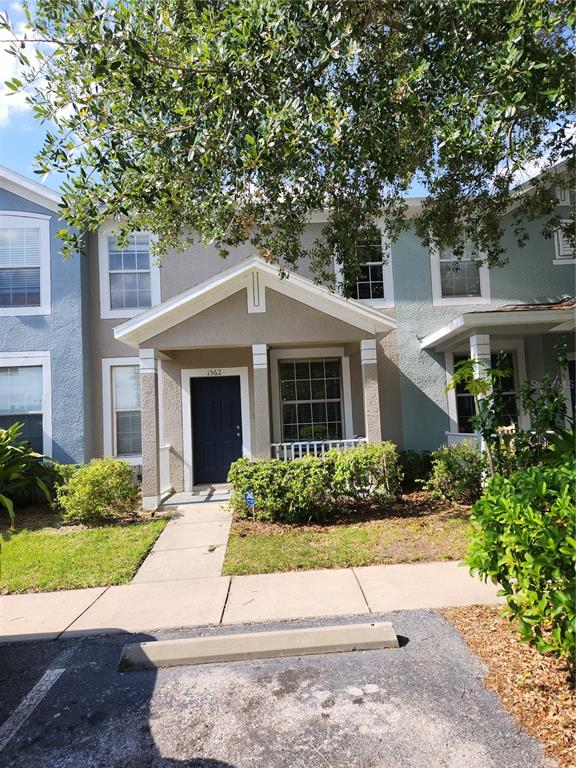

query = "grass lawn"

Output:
[[223, 493, 470, 575], [0, 509, 168, 593]]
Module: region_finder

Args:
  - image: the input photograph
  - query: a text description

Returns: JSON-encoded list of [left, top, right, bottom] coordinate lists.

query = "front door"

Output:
[[191, 376, 243, 484]]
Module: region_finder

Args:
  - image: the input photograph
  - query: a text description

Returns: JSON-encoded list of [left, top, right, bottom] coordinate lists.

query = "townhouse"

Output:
[[0, 166, 573, 508]]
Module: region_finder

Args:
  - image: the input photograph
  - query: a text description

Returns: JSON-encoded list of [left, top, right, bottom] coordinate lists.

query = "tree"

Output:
[[2, 0, 575, 276]]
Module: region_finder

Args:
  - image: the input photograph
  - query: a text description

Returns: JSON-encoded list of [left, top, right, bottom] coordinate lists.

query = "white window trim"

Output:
[[445, 339, 530, 432], [98, 222, 161, 319], [0, 351, 52, 456], [101, 357, 142, 465], [181, 366, 252, 492], [562, 352, 575, 427], [430, 244, 491, 306], [333, 229, 394, 309], [269, 347, 354, 443], [0, 211, 51, 317], [553, 220, 575, 265]]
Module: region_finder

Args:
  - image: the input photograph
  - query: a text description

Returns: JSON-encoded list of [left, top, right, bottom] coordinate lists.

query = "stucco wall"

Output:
[[0, 188, 89, 463], [391, 211, 574, 451]]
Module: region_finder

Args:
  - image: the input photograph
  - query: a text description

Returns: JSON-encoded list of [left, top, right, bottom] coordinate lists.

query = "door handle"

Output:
[[235, 425, 241, 438]]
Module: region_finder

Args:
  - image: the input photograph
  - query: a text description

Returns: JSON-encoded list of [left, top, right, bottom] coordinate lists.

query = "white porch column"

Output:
[[361, 339, 382, 443], [469, 334, 491, 378], [140, 348, 161, 510], [252, 344, 271, 458]]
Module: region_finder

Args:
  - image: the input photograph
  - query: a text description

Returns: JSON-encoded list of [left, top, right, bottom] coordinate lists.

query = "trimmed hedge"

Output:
[[228, 442, 402, 523], [56, 458, 140, 524], [423, 443, 486, 504], [467, 462, 576, 661]]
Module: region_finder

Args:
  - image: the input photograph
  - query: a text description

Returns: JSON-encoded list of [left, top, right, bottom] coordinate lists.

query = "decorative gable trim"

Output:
[[114, 257, 396, 347]]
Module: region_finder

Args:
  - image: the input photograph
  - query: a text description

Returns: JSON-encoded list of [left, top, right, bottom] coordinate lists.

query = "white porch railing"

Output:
[[445, 431, 483, 448], [159, 444, 173, 495], [271, 438, 367, 461]]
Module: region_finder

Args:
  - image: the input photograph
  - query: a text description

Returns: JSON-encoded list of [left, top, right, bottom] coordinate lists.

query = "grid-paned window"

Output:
[[113, 366, 142, 456], [279, 358, 343, 441], [0, 366, 43, 451], [108, 234, 152, 310], [453, 353, 518, 433], [0, 226, 41, 307], [351, 239, 386, 300], [554, 223, 575, 261], [439, 247, 482, 298]]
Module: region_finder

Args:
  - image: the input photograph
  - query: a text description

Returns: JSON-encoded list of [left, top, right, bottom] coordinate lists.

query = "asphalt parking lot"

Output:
[[0, 610, 548, 768]]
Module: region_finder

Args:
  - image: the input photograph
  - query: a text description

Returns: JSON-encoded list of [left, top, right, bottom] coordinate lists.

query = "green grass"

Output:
[[0, 518, 167, 593], [224, 516, 469, 576]]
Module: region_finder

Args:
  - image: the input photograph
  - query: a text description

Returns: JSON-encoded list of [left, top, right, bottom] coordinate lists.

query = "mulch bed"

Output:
[[232, 491, 469, 536], [442, 605, 576, 768]]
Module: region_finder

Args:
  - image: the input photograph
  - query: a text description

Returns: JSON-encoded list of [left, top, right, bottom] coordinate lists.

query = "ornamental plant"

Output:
[[0, 422, 51, 530], [466, 462, 576, 661], [423, 443, 486, 504], [56, 457, 140, 524]]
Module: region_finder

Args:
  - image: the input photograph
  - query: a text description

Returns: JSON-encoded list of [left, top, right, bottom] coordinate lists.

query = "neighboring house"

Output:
[[1, 164, 573, 508], [0, 167, 91, 463]]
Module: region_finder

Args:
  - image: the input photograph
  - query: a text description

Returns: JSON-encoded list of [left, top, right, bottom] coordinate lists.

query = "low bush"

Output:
[[398, 450, 432, 492], [329, 442, 402, 503], [424, 443, 486, 504], [56, 458, 140, 525], [467, 462, 576, 661], [12, 460, 77, 507], [228, 442, 402, 523]]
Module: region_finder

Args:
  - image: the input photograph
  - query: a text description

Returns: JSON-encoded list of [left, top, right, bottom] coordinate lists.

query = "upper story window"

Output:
[[98, 226, 161, 319], [0, 213, 51, 316], [554, 222, 575, 264], [335, 232, 394, 308], [431, 243, 490, 306]]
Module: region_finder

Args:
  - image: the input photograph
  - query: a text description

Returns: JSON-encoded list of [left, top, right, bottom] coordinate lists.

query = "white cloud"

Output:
[[0, 17, 37, 127]]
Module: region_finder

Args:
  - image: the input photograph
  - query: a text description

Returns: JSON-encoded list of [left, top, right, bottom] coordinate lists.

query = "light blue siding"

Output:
[[0, 188, 91, 463]]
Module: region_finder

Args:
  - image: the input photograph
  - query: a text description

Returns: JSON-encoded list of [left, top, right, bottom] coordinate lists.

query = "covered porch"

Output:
[[420, 297, 575, 446], [114, 257, 396, 508]]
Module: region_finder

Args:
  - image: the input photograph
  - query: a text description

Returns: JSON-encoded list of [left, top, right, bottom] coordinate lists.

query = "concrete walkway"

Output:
[[0, 558, 503, 643], [132, 502, 232, 582]]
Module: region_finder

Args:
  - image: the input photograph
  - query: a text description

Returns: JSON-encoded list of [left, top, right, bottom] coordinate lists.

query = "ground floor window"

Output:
[[279, 358, 343, 441], [0, 365, 43, 451], [113, 365, 142, 456], [454, 352, 518, 433]]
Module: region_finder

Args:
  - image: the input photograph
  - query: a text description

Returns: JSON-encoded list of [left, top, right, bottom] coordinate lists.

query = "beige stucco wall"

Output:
[[87, 227, 398, 467], [144, 289, 372, 349]]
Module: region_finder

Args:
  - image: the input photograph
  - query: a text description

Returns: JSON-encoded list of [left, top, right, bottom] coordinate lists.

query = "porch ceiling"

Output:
[[420, 297, 575, 351], [114, 256, 396, 348]]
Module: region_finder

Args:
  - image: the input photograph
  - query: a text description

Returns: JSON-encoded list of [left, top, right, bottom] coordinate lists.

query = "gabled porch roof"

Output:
[[114, 256, 396, 347], [421, 297, 575, 351]]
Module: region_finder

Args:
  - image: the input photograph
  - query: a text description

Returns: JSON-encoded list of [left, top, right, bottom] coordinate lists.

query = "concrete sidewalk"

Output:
[[0, 560, 504, 643], [132, 502, 232, 582]]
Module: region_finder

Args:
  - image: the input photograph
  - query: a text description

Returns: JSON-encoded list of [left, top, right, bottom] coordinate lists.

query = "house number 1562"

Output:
[[207, 368, 222, 377]]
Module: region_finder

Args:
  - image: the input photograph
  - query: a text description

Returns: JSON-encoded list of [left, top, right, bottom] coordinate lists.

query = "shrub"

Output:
[[399, 450, 432, 492], [329, 442, 402, 503], [467, 462, 576, 661], [424, 443, 486, 504], [0, 422, 51, 529], [56, 458, 140, 524], [227, 442, 402, 522], [12, 460, 77, 507], [228, 455, 333, 523]]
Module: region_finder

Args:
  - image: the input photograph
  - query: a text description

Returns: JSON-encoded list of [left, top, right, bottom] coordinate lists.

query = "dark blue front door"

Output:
[[191, 376, 243, 484]]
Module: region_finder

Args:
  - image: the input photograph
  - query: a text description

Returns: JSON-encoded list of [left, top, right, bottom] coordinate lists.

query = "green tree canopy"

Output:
[[2, 0, 575, 277]]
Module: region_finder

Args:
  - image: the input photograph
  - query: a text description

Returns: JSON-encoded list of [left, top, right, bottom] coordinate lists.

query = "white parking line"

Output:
[[0, 668, 65, 754]]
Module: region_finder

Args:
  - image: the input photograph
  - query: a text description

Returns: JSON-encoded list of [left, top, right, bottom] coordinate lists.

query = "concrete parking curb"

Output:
[[119, 621, 399, 670]]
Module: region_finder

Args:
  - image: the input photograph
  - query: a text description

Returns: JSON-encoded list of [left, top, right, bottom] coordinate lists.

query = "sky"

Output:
[[0, 1, 66, 190]]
